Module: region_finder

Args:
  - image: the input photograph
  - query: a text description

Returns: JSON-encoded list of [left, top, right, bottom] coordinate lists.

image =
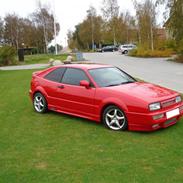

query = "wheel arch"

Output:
[[100, 100, 128, 122], [33, 86, 48, 99]]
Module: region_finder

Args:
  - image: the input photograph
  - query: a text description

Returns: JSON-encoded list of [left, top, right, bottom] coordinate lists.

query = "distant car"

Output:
[[96, 48, 102, 52], [29, 64, 183, 132], [97, 45, 118, 52], [119, 44, 136, 54]]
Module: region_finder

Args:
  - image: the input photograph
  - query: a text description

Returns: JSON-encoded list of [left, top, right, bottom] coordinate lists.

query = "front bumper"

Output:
[[127, 103, 183, 131]]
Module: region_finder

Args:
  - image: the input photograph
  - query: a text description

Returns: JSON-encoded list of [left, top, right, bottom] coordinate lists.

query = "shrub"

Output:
[[177, 39, 183, 54], [165, 40, 177, 51], [0, 46, 17, 66], [156, 40, 177, 51], [175, 54, 183, 63], [129, 48, 173, 58]]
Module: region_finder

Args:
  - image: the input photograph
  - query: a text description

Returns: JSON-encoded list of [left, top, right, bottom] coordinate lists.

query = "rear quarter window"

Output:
[[44, 67, 66, 82]]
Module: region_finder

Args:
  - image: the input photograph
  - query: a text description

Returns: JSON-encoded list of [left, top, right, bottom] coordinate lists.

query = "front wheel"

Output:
[[124, 50, 128, 54], [33, 92, 48, 113], [103, 105, 128, 131]]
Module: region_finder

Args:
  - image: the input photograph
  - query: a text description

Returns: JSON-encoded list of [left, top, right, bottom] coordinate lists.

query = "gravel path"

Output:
[[0, 64, 49, 71]]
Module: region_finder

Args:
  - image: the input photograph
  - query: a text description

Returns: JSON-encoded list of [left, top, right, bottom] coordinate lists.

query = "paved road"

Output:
[[84, 52, 183, 93], [0, 64, 49, 71]]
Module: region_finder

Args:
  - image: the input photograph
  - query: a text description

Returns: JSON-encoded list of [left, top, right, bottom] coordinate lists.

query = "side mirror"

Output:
[[80, 80, 90, 89]]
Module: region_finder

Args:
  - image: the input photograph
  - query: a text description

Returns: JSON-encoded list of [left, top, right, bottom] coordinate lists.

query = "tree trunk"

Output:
[[43, 24, 48, 54], [113, 27, 116, 45], [126, 28, 129, 43], [150, 23, 154, 51]]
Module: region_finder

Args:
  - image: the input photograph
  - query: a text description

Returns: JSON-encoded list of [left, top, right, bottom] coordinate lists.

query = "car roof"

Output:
[[55, 63, 114, 70], [121, 44, 135, 46]]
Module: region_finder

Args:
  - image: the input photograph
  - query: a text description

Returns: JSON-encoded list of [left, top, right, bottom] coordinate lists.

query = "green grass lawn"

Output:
[[0, 69, 183, 183], [21, 54, 68, 65]]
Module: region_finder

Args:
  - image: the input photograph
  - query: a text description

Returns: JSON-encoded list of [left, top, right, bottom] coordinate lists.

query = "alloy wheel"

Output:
[[104, 106, 127, 131], [33, 93, 47, 113]]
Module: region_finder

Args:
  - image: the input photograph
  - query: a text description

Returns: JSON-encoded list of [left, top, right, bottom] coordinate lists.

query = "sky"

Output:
[[0, 0, 164, 47]]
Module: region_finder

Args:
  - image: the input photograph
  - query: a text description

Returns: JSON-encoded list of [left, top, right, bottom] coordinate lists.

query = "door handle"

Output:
[[58, 85, 64, 89]]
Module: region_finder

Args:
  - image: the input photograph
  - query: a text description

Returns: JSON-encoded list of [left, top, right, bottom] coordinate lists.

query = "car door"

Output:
[[42, 67, 66, 107], [56, 68, 96, 119]]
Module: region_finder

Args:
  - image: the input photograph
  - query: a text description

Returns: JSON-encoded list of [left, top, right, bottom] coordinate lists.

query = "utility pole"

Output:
[[53, 0, 58, 55], [65, 37, 67, 47]]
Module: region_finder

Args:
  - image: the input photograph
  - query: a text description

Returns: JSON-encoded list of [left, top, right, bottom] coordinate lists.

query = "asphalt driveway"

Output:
[[84, 52, 183, 93]]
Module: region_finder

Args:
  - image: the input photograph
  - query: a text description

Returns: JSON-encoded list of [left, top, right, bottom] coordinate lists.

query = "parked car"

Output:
[[119, 44, 136, 54], [29, 64, 183, 132], [97, 45, 118, 52]]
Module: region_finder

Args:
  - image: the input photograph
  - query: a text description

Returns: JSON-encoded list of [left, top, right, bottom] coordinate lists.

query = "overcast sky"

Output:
[[0, 0, 163, 47]]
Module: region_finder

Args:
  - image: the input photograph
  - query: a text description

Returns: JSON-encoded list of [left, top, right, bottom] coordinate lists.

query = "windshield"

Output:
[[89, 67, 136, 87]]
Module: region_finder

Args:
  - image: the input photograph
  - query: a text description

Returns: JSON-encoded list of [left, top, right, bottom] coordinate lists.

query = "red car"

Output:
[[29, 64, 183, 131]]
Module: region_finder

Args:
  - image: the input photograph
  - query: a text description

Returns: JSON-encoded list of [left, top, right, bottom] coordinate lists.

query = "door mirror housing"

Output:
[[80, 80, 90, 89]]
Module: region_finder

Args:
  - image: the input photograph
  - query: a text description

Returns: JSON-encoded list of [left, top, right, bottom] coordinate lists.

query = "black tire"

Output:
[[124, 50, 128, 54], [33, 92, 48, 113], [102, 105, 128, 131]]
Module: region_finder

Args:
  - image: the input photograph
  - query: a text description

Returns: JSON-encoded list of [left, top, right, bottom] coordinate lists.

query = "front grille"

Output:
[[161, 98, 176, 108], [164, 118, 176, 125]]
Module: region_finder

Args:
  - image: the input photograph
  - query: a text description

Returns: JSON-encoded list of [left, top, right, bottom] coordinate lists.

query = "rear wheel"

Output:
[[103, 105, 128, 131], [124, 50, 128, 54], [33, 92, 48, 113]]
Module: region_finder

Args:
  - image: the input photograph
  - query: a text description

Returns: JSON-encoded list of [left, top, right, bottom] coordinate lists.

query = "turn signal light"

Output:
[[153, 114, 164, 120], [180, 106, 183, 111]]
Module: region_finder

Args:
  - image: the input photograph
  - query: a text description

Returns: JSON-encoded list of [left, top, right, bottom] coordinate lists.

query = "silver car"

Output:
[[119, 44, 136, 54]]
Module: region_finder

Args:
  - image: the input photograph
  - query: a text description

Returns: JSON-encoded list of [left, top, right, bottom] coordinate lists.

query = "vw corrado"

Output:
[[29, 64, 183, 131]]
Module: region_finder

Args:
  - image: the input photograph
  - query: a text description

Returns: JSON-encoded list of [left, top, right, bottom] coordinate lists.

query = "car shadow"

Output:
[[32, 109, 182, 134], [47, 110, 104, 129]]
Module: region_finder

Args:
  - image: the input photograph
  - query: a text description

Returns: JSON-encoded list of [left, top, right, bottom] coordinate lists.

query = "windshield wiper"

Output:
[[120, 81, 135, 85], [105, 81, 135, 87], [105, 83, 120, 87]]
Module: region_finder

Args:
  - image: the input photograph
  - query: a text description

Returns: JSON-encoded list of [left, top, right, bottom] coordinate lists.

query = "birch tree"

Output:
[[134, 0, 156, 50], [101, 0, 119, 45]]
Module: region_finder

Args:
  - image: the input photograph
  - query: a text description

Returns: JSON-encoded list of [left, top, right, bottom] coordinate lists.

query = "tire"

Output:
[[124, 50, 128, 54], [102, 105, 128, 131], [33, 92, 48, 113]]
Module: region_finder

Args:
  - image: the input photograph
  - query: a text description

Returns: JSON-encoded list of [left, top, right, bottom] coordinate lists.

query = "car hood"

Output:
[[108, 82, 177, 103]]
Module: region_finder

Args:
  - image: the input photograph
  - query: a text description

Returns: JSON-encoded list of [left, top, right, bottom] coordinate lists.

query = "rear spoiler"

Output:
[[32, 71, 42, 76]]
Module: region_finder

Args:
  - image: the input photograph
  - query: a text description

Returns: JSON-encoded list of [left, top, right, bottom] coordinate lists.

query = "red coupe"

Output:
[[29, 64, 183, 131]]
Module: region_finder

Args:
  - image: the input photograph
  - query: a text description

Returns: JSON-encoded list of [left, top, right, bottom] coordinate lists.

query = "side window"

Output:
[[62, 68, 89, 86], [44, 68, 66, 82]]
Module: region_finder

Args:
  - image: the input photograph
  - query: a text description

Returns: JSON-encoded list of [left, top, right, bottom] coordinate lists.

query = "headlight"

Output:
[[149, 102, 161, 111], [175, 96, 182, 103]]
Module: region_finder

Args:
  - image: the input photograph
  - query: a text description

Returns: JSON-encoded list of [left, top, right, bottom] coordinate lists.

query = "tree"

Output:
[[68, 3, 139, 50], [67, 30, 75, 49], [134, 0, 156, 50], [68, 7, 103, 50], [32, 2, 60, 53], [157, 0, 183, 49], [48, 44, 63, 53], [4, 14, 45, 52], [18, 18, 37, 48], [0, 17, 3, 44], [87, 6, 96, 50], [4, 14, 21, 49], [101, 0, 119, 45], [0, 2, 60, 54]]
